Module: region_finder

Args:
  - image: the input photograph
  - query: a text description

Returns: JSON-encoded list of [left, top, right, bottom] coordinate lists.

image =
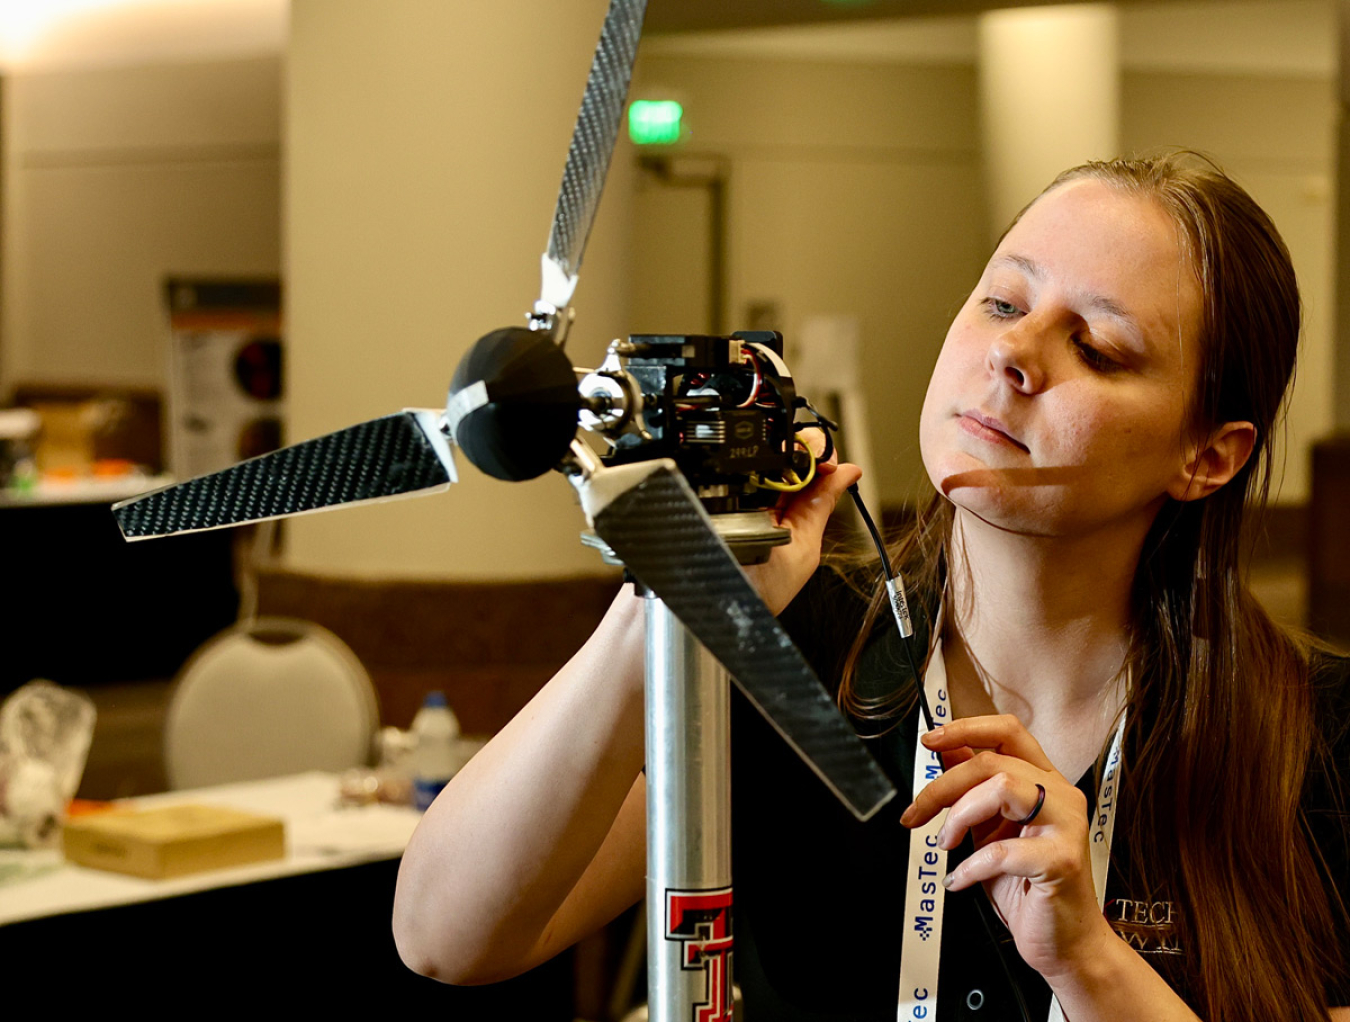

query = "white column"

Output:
[[1335, 0, 1350, 427], [285, 0, 631, 578], [978, 3, 1120, 240]]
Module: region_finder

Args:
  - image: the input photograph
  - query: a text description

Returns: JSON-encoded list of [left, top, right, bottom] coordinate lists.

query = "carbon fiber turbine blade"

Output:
[[581, 460, 897, 821], [539, 0, 647, 311], [113, 410, 456, 540]]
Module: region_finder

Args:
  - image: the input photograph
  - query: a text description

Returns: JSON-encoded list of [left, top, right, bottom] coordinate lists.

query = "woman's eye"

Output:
[[982, 297, 1020, 319], [1075, 338, 1122, 374]]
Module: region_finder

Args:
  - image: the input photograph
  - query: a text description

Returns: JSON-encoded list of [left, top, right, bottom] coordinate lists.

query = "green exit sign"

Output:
[[628, 100, 683, 145]]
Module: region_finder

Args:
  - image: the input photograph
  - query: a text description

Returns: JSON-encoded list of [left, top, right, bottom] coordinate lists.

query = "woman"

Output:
[[393, 153, 1350, 1020]]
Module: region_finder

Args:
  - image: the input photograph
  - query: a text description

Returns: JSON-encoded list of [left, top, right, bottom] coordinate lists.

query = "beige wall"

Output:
[[979, 6, 1120, 240], [630, 55, 989, 509], [283, 0, 631, 579], [0, 56, 282, 390], [1121, 71, 1336, 503]]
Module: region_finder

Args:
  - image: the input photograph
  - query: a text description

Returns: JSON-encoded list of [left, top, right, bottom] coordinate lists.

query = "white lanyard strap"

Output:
[[897, 643, 952, 1020], [897, 641, 1127, 1022], [1047, 716, 1124, 1022]]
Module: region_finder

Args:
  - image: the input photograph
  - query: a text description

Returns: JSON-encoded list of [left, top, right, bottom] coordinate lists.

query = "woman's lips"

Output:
[[958, 411, 1029, 451]]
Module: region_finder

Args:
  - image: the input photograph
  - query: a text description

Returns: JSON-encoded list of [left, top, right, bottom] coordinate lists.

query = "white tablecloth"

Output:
[[0, 771, 422, 926]]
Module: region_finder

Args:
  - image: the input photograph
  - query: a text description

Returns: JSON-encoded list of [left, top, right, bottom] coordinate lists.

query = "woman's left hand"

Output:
[[899, 714, 1116, 983], [740, 439, 860, 616]]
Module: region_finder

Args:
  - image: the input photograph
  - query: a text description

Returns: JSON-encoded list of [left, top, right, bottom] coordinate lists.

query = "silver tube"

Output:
[[644, 596, 734, 1022]]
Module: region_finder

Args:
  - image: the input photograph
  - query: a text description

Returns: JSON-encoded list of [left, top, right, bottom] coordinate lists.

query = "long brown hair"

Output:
[[838, 152, 1346, 1019]]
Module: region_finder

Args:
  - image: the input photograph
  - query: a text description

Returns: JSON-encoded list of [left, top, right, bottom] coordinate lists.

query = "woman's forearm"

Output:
[[390, 459, 857, 986], [1044, 921, 1202, 1022], [392, 585, 648, 984]]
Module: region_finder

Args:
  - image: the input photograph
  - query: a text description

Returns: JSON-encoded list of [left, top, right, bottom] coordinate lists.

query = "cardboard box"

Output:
[[63, 803, 285, 879]]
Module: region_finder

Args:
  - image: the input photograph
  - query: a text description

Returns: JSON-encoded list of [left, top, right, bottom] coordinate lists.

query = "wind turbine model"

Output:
[[114, 3, 897, 1018]]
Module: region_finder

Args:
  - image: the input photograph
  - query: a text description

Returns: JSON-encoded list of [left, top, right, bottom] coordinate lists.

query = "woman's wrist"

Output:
[[1040, 918, 1201, 1022], [1037, 913, 1120, 989]]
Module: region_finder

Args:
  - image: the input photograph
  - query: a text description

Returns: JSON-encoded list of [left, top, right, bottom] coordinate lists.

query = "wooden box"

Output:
[[62, 804, 285, 879]]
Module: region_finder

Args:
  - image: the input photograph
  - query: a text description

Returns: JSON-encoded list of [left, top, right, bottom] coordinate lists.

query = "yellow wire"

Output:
[[755, 438, 816, 492]]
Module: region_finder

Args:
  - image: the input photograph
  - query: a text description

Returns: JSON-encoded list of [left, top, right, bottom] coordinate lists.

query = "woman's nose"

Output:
[[986, 326, 1046, 394]]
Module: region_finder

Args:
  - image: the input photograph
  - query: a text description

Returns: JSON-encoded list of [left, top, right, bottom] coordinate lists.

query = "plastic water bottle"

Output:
[[411, 690, 460, 811]]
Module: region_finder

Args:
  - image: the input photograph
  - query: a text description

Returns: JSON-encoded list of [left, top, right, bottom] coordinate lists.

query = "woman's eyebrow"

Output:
[[992, 252, 1142, 338], [990, 253, 1042, 280]]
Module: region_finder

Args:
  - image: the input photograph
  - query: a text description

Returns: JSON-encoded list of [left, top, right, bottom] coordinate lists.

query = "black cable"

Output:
[[846, 483, 1033, 1022], [794, 419, 835, 466], [847, 485, 932, 732], [847, 480, 892, 577]]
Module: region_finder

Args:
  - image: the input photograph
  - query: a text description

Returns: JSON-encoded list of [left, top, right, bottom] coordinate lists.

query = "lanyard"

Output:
[[896, 644, 953, 1020], [896, 641, 1126, 1021]]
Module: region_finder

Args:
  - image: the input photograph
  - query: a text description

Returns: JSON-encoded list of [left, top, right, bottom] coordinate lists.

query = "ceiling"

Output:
[[645, 0, 1335, 78], [643, 0, 1233, 32], [0, 0, 1321, 76]]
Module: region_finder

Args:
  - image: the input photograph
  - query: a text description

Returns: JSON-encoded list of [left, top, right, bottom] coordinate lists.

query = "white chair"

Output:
[[164, 617, 378, 790]]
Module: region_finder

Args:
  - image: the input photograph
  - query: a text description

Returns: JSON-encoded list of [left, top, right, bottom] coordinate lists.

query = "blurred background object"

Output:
[[162, 617, 376, 790], [0, 407, 39, 490], [10, 384, 162, 480], [164, 277, 284, 479], [0, 680, 95, 848]]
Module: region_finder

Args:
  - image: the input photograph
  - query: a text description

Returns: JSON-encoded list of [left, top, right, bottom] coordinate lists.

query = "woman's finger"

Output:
[[934, 772, 1051, 851], [941, 834, 1084, 893], [775, 460, 861, 541], [920, 715, 1055, 773], [900, 749, 1064, 829], [796, 423, 837, 464], [934, 744, 976, 772]]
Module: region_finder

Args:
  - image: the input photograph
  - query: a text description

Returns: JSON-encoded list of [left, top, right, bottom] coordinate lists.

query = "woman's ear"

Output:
[[1168, 421, 1256, 501]]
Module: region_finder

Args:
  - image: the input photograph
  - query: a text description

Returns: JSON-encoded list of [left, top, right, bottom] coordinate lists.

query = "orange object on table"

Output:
[[65, 799, 116, 818]]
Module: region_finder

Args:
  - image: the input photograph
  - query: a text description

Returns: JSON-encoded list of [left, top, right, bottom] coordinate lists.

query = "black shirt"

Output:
[[729, 568, 1350, 1020]]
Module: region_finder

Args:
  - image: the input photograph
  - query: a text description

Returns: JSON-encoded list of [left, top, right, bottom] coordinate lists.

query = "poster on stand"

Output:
[[165, 278, 283, 481]]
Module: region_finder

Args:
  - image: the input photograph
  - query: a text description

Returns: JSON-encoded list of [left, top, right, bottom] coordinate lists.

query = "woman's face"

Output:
[[919, 176, 1206, 541]]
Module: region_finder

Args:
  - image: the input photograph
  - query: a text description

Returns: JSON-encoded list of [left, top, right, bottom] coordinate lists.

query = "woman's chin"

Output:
[[938, 480, 1067, 539]]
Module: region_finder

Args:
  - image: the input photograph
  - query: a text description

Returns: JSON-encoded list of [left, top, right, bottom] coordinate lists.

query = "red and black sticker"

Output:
[[665, 887, 734, 1022]]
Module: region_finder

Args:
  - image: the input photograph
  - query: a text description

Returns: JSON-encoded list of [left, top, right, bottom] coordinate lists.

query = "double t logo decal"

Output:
[[666, 887, 734, 1022]]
